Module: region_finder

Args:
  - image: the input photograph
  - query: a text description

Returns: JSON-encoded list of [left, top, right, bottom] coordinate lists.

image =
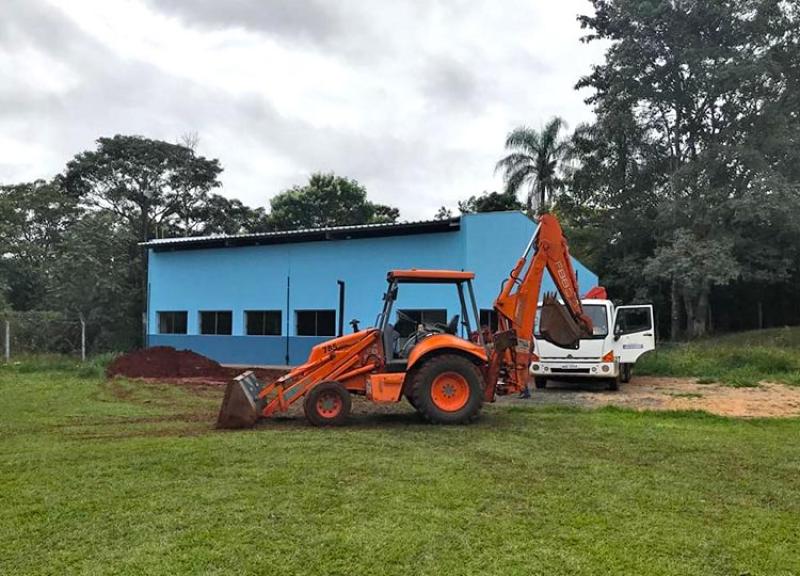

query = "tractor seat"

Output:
[[445, 314, 460, 335]]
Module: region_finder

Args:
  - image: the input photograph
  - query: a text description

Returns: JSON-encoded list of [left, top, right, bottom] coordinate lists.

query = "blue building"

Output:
[[144, 211, 598, 366]]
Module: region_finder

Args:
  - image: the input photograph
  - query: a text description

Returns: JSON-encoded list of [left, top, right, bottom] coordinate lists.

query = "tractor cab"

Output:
[[376, 269, 485, 373]]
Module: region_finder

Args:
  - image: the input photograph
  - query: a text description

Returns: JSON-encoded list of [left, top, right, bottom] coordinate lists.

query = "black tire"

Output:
[[410, 354, 484, 424], [607, 375, 620, 391], [534, 377, 548, 389], [303, 381, 351, 426], [620, 363, 632, 383]]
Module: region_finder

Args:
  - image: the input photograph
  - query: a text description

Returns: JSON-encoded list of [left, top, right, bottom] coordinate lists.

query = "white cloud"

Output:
[[1, 0, 606, 219]]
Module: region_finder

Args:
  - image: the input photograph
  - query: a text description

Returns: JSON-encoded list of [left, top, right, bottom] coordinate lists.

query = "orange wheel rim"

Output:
[[317, 391, 343, 418], [430, 372, 470, 412]]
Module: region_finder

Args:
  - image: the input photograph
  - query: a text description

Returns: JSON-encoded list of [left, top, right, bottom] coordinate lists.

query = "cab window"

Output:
[[584, 304, 609, 337], [615, 307, 652, 335]]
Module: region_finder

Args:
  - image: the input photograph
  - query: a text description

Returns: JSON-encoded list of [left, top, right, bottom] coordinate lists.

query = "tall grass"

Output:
[[638, 327, 800, 386], [0, 352, 118, 378]]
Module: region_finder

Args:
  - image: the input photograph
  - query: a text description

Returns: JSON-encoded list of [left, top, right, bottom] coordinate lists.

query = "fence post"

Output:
[[80, 317, 86, 362], [4, 320, 9, 363]]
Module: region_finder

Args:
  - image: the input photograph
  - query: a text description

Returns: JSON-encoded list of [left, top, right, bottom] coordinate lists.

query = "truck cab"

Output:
[[530, 299, 655, 390]]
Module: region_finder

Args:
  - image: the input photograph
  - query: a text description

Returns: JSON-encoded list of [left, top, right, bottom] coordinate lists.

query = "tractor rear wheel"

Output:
[[304, 381, 351, 426], [410, 354, 483, 424]]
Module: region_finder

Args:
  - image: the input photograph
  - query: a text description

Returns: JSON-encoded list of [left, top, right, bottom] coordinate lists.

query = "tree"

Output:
[[644, 230, 739, 337], [495, 117, 571, 215], [268, 173, 399, 230], [457, 189, 524, 214], [64, 135, 223, 242], [62, 135, 224, 346], [434, 206, 453, 220], [436, 189, 524, 221], [49, 211, 141, 351], [183, 193, 270, 236], [573, 0, 800, 338], [0, 179, 82, 310]]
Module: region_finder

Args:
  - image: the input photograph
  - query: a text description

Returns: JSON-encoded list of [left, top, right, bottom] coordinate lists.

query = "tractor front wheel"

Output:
[[410, 354, 483, 424], [304, 381, 351, 426]]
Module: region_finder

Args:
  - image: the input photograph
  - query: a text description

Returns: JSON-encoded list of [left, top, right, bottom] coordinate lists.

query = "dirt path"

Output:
[[111, 375, 800, 423], [499, 376, 800, 418]]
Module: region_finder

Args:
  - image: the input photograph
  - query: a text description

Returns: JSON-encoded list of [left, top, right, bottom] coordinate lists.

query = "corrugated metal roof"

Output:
[[142, 216, 461, 252]]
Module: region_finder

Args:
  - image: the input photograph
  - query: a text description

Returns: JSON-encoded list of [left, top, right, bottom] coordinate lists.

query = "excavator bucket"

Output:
[[539, 293, 588, 349], [216, 371, 265, 429]]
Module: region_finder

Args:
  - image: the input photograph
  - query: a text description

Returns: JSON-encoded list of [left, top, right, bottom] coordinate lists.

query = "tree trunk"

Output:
[[693, 288, 710, 338], [707, 294, 714, 334], [140, 202, 149, 348], [670, 278, 681, 340], [540, 183, 547, 213], [683, 290, 696, 339]]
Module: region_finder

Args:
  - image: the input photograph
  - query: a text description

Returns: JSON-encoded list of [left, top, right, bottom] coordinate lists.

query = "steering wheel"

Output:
[[443, 314, 459, 335]]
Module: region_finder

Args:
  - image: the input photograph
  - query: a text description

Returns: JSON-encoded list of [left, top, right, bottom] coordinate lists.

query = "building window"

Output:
[[395, 309, 447, 337], [480, 309, 498, 332], [158, 311, 187, 334], [200, 311, 233, 335], [296, 310, 336, 336], [246, 310, 282, 336]]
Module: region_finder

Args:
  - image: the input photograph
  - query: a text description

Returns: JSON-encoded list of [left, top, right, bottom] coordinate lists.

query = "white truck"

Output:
[[530, 299, 655, 390]]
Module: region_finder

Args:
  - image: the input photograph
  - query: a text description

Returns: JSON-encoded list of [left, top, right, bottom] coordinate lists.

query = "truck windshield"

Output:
[[535, 303, 608, 338], [583, 304, 609, 337]]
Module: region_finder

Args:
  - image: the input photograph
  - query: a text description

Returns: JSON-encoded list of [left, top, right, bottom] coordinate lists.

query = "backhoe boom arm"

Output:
[[489, 214, 593, 396]]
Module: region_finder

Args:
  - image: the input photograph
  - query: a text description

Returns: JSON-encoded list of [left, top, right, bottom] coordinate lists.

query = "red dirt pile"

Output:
[[107, 346, 231, 379]]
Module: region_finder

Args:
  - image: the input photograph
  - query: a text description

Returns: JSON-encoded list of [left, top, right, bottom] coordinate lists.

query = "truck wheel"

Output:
[[620, 363, 632, 383], [410, 354, 483, 424], [304, 381, 351, 426], [534, 377, 548, 389], [607, 375, 620, 391]]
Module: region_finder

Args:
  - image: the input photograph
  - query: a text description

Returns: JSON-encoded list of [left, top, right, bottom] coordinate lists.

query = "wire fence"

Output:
[[1, 311, 87, 361]]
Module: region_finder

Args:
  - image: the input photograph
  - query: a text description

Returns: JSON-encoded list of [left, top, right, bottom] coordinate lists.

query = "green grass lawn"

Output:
[[2, 360, 800, 576], [637, 326, 800, 387]]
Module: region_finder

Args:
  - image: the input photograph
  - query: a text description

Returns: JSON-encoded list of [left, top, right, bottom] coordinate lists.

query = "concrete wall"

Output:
[[147, 212, 599, 365]]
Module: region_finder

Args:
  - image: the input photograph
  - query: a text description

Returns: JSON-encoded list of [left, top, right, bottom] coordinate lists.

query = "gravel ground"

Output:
[[498, 376, 800, 418]]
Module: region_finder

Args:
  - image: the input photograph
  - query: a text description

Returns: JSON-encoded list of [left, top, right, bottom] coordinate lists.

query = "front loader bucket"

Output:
[[216, 371, 265, 429], [539, 293, 587, 350]]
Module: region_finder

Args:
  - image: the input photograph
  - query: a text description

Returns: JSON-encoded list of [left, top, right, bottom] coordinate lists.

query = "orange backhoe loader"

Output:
[[217, 213, 593, 428]]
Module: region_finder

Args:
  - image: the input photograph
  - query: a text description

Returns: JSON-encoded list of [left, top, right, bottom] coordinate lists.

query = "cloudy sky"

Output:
[[1, 0, 605, 220]]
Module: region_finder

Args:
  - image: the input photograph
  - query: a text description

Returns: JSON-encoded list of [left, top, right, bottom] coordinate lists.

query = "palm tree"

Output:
[[495, 117, 570, 215]]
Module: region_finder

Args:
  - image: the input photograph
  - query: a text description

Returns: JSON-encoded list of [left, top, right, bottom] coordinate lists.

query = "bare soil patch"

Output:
[[106, 346, 285, 384], [106, 349, 800, 421], [500, 376, 800, 418]]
